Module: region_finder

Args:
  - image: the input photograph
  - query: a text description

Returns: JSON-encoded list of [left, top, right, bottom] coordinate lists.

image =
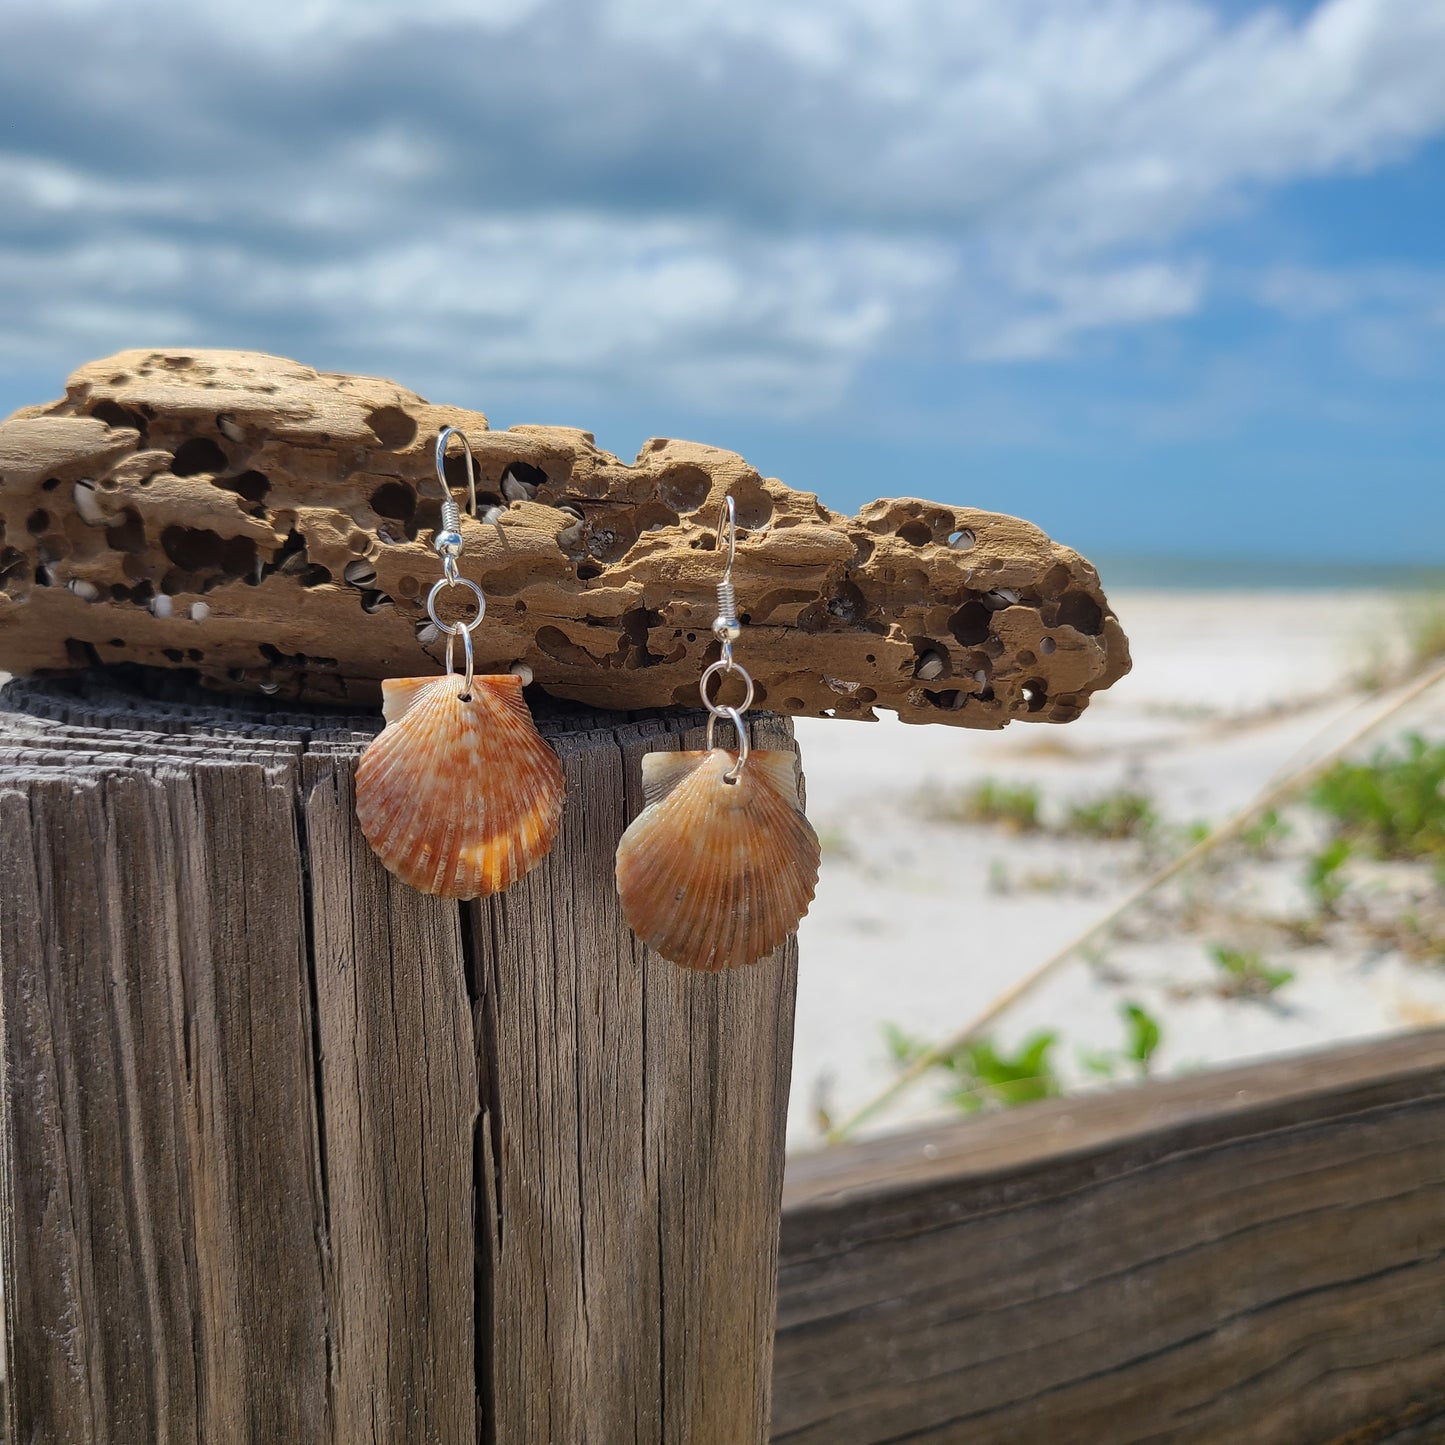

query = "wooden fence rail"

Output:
[[775, 1028, 1445, 1445]]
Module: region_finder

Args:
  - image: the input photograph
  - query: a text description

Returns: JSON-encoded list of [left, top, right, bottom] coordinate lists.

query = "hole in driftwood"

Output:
[[0, 548, 27, 587], [89, 398, 146, 432], [733, 483, 773, 530], [171, 437, 229, 477], [948, 599, 991, 646], [366, 406, 418, 450], [635, 501, 680, 533], [217, 470, 269, 505], [923, 688, 967, 711], [828, 583, 867, 624], [162, 525, 224, 570], [536, 625, 595, 667], [1054, 591, 1104, 635], [588, 515, 638, 564], [505, 460, 549, 493], [657, 464, 711, 514], [913, 649, 947, 681], [106, 510, 147, 554], [370, 481, 416, 523]]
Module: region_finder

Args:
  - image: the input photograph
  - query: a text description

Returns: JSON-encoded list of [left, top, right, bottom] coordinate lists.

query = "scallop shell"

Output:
[[615, 747, 820, 970], [355, 674, 565, 900]]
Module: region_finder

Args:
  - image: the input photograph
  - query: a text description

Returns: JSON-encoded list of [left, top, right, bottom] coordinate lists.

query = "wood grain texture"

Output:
[[0, 757, 331, 1445], [0, 348, 1129, 728], [468, 711, 797, 1444], [0, 669, 799, 1444], [774, 1029, 1445, 1445]]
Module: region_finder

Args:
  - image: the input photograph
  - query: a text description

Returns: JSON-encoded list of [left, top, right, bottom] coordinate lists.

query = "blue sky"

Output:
[[2, 0, 1443, 567]]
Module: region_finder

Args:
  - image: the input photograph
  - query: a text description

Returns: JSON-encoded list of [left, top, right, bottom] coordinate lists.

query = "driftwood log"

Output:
[[0, 350, 1129, 723], [0, 670, 796, 1444]]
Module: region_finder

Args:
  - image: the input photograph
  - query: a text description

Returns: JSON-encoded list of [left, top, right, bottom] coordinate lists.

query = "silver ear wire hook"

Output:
[[425, 427, 486, 697], [714, 493, 738, 586], [433, 427, 478, 582], [712, 494, 742, 664], [700, 493, 751, 780]]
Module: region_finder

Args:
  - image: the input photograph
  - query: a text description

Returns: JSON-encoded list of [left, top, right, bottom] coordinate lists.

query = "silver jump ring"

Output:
[[699, 658, 754, 718], [445, 625, 476, 696], [705, 705, 750, 778], [426, 576, 487, 635]]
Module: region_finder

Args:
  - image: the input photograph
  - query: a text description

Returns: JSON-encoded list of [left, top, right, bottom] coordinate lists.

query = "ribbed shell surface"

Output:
[[355, 674, 565, 899], [615, 747, 820, 970]]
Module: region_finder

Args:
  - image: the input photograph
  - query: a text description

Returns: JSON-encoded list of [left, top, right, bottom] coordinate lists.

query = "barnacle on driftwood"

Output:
[[0, 349, 1129, 726]]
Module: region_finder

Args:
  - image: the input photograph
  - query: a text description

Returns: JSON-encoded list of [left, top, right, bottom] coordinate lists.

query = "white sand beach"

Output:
[[789, 589, 1445, 1149]]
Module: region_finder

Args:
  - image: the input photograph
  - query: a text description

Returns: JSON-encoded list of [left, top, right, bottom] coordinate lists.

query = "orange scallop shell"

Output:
[[615, 747, 820, 970], [355, 674, 565, 900]]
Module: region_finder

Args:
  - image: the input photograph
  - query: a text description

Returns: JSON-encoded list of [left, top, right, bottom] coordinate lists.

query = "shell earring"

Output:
[[354, 427, 566, 899], [615, 495, 821, 970]]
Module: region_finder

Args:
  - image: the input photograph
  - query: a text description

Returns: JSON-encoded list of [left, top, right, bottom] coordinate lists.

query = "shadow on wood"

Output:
[[0, 670, 797, 1444]]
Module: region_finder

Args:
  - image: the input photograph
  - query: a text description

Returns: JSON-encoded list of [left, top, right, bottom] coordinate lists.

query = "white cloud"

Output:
[[1258, 263, 1445, 318], [24, 0, 548, 47], [0, 156, 188, 218], [1, 0, 1444, 409], [0, 217, 951, 412], [1252, 262, 1445, 377], [970, 259, 1207, 360]]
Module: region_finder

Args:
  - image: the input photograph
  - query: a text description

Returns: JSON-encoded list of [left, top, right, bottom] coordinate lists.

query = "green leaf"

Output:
[[1121, 1002, 1162, 1069], [1309, 733, 1445, 860], [1209, 944, 1293, 997], [1064, 790, 1158, 841], [1078, 1048, 1118, 1079], [1240, 807, 1291, 855], [923, 779, 1042, 831], [882, 1020, 926, 1067], [1015, 1031, 1059, 1077], [1305, 835, 1352, 909]]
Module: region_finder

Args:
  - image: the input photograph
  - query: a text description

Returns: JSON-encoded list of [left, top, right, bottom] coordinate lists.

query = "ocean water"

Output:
[[1090, 555, 1445, 592]]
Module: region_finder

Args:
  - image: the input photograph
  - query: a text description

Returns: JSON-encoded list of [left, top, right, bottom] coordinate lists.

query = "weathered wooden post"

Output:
[[0, 675, 797, 1442], [0, 351, 1128, 1443]]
